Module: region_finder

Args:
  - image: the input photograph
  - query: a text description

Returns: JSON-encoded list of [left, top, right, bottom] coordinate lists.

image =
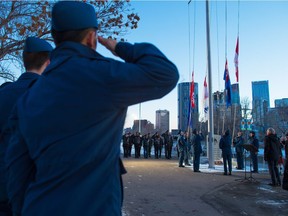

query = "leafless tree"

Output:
[[0, 0, 140, 81]]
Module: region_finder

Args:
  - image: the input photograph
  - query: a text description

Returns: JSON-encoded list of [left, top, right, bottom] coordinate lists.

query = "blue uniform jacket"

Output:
[[0, 72, 39, 203], [219, 135, 232, 156], [5, 41, 179, 215], [192, 134, 203, 155]]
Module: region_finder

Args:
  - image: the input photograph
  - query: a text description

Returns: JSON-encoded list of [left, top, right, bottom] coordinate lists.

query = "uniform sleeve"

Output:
[[5, 109, 36, 215], [219, 138, 223, 149], [109, 42, 179, 106]]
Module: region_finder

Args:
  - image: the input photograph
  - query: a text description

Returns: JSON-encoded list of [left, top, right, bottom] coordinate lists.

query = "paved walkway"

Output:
[[121, 157, 288, 216]]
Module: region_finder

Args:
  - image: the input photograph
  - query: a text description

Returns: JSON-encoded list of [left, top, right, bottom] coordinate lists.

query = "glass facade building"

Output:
[[252, 80, 270, 107], [155, 109, 169, 134], [177, 82, 199, 132], [251, 80, 270, 134], [231, 83, 240, 105]]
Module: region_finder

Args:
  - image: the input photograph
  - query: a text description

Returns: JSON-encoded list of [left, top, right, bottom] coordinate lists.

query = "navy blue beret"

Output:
[[24, 37, 53, 52], [52, 1, 98, 32]]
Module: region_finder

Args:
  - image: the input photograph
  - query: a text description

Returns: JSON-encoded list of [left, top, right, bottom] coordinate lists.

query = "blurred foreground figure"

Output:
[[0, 37, 52, 216], [5, 1, 179, 216]]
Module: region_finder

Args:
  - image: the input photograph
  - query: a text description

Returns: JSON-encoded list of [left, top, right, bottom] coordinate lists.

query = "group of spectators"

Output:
[[219, 128, 288, 189]]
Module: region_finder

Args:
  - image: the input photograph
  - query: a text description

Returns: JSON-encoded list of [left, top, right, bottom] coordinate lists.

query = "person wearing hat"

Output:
[[219, 129, 232, 175], [280, 132, 288, 190], [191, 129, 203, 172], [233, 131, 244, 170], [177, 131, 186, 167], [0, 36, 52, 216], [5, 1, 179, 216], [247, 131, 259, 173]]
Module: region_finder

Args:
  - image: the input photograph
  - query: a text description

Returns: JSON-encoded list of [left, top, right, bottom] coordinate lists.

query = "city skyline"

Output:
[[106, 1, 288, 130]]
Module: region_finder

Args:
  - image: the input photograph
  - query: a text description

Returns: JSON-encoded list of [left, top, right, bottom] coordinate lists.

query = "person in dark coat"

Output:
[[233, 131, 244, 170], [167, 132, 174, 159], [177, 131, 186, 167], [264, 128, 281, 186], [128, 132, 134, 157], [4, 1, 179, 216], [0, 37, 52, 216], [280, 132, 288, 190], [162, 130, 169, 159], [133, 132, 142, 158], [153, 132, 162, 159], [122, 133, 130, 158], [219, 129, 232, 175], [147, 133, 153, 158], [248, 131, 259, 173], [191, 129, 203, 172], [142, 134, 149, 159]]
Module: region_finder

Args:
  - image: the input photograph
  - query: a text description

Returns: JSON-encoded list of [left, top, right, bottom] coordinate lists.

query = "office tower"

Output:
[[155, 109, 169, 134], [251, 80, 270, 135], [252, 80, 270, 107], [231, 83, 240, 105], [177, 82, 199, 132]]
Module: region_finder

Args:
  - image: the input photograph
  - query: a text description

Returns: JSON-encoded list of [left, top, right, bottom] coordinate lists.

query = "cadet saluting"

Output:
[[0, 37, 52, 216], [5, 1, 179, 216]]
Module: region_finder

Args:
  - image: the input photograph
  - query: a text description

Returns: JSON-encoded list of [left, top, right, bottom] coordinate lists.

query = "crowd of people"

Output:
[[122, 130, 174, 159], [122, 129, 204, 173]]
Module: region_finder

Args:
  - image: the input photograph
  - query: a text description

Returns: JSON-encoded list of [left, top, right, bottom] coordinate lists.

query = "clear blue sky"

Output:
[[98, 0, 288, 130]]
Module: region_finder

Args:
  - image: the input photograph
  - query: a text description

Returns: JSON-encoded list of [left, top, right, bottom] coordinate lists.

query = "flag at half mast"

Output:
[[203, 76, 209, 121], [189, 71, 195, 108], [234, 36, 239, 82], [187, 71, 195, 130], [223, 59, 232, 107]]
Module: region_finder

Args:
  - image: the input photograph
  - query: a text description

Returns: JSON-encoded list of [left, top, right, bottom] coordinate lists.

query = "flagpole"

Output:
[[139, 103, 141, 133], [206, 0, 214, 168]]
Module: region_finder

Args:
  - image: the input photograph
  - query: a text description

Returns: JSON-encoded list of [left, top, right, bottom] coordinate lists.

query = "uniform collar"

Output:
[[18, 72, 40, 80], [51, 41, 103, 60], [43, 42, 104, 76]]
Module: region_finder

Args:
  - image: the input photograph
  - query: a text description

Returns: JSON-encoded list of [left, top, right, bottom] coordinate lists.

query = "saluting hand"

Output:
[[98, 36, 118, 56]]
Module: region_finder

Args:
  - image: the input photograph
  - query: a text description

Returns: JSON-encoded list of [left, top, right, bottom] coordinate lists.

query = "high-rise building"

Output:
[[155, 109, 169, 134], [251, 80, 270, 136], [177, 82, 199, 132], [231, 83, 240, 105], [252, 80, 270, 107]]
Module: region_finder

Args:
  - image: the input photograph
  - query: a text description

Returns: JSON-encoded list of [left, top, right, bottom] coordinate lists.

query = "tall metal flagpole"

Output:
[[139, 103, 141, 133], [206, 0, 215, 168]]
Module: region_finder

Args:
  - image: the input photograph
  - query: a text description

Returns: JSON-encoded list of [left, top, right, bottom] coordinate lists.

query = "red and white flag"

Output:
[[189, 71, 195, 108], [234, 36, 239, 82]]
